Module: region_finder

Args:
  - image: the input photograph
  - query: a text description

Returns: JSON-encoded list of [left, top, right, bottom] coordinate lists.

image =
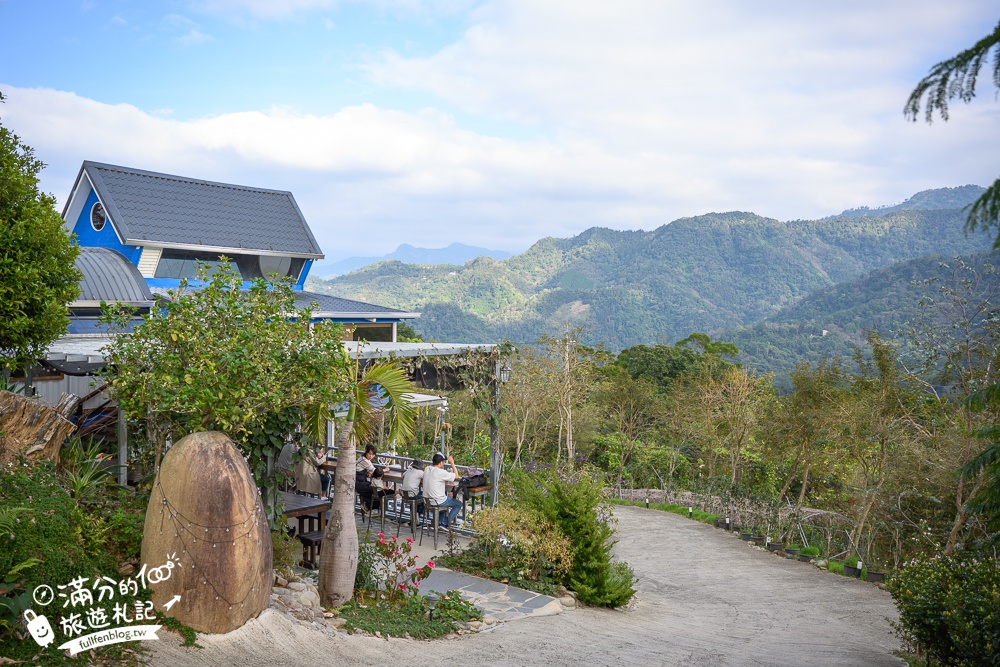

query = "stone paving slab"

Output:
[[421, 567, 564, 622]]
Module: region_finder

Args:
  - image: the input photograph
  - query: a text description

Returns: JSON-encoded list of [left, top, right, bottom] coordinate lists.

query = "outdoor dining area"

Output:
[[281, 448, 492, 568]]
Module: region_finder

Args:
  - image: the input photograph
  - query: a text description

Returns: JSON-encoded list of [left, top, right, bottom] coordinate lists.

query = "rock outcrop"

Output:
[[141, 431, 272, 634]]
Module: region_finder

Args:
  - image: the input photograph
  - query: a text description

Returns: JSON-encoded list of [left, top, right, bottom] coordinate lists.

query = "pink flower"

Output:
[[406, 537, 414, 544], [427, 560, 436, 568], [377, 533, 384, 538]]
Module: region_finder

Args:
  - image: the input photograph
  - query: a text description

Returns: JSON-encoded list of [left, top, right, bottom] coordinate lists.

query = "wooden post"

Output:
[[117, 407, 128, 486], [489, 359, 501, 506]]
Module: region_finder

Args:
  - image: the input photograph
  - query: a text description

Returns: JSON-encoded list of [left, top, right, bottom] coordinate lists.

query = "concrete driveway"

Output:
[[151, 504, 901, 667]]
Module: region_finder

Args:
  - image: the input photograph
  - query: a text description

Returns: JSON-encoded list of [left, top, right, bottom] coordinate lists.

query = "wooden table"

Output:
[[281, 490, 331, 535]]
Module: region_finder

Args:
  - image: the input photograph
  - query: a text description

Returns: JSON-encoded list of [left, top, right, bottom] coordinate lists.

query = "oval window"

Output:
[[91, 202, 107, 232], [258, 255, 291, 277]]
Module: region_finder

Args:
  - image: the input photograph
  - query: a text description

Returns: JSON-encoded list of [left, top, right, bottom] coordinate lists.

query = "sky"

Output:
[[1, 1, 998, 262]]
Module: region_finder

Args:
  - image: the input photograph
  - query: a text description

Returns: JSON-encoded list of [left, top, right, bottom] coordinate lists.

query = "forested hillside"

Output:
[[309, 187, 993, 353], [724, 252, 1000, 389]]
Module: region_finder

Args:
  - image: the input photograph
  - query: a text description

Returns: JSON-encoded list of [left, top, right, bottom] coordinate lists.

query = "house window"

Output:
[[154, 249, 233, 280], [154, 249, 305, 282], [91, 202, 107, 232]]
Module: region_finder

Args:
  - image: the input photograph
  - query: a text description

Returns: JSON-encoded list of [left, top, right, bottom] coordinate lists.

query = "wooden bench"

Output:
[[297, 530, 324, 569], [461, 485, 491, 522]]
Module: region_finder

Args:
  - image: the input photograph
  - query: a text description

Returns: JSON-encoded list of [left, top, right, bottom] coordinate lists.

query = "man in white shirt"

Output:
[[401, 460, 425, 516], [422, 453, 463, 528], [402, 460, 425, 496]]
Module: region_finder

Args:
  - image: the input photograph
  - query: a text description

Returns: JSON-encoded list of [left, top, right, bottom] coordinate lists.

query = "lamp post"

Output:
[[489, 357, 512, 507], [426, 593, 439, 619]]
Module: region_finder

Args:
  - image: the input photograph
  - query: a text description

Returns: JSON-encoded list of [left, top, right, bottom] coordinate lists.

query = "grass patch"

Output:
[[609, 498, 717, 525], [336, 591, 481, 639], [827, 560, 845, 575], [156, 612, 202, 648]]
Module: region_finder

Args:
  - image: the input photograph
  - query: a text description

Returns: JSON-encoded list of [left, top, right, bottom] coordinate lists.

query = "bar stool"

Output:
[[397, 491, 422, 538], [419, 498, 449, 550]]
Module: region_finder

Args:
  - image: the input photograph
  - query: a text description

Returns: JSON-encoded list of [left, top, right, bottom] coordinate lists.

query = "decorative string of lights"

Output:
[[150, 478, 268, 610]]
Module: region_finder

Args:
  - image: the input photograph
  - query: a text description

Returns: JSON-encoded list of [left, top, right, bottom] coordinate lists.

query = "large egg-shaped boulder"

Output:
[[140, 431, 272, 634]]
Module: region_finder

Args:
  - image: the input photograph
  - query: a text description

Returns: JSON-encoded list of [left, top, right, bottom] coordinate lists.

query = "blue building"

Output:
[[61, 161, 418, 342]]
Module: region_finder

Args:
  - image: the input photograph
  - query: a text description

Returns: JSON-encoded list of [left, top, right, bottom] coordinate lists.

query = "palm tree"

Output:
[[317, 359, 415, 607]]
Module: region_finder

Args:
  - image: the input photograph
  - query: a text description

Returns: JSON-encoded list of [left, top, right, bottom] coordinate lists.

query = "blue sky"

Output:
[[1, 1, 998, 262]]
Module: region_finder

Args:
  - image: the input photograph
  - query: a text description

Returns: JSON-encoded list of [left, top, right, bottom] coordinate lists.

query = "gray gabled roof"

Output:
[[293, 291, 420, 320], [70, 161, 324, 258], [73, 247, 154, 308]]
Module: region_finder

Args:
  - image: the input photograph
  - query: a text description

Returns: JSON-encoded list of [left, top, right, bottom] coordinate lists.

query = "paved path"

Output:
[[421, 567, 563, 621], [152, 505, 901, 667]]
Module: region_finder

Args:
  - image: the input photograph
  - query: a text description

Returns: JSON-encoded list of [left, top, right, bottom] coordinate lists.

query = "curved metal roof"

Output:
[[74, 247, 154, 307]]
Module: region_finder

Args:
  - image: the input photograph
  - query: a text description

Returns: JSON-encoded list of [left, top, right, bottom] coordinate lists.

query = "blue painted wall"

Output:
[[71, 188, 142, 265]]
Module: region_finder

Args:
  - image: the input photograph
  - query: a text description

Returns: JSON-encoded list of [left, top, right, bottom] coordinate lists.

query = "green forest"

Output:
[[309, 187, 992, 353]]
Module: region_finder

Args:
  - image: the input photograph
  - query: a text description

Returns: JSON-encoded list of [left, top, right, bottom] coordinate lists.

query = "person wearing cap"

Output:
[[423, 453, 463, 528]]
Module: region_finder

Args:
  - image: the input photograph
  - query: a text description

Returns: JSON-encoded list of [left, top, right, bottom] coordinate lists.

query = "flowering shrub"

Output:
[[886, 554, 1000, 666], [371, 533, 434, 604]]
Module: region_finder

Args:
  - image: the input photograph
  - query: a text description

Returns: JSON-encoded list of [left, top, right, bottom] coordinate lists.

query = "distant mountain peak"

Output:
[[311, 243, 514, 278], [833, 185, 985, 219]]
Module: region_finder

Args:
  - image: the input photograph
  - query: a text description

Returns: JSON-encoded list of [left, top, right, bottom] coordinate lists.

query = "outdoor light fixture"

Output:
[[645, 497, 649, 509], [426, 593, 440, 619], [688, 506, 693, 518], [498, 360, 512, 384]]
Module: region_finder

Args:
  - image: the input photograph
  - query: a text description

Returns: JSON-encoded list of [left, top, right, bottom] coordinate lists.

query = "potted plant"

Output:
[[767, 541, 784, 553], [864, 560, 886, 583], [843, 556, 861, 577], [798, 546, 820, 562], [783, 545, 800, 559], [739, 531, 752, 541]]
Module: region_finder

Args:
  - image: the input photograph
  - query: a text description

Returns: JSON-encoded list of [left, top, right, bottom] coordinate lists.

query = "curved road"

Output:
[[153, 505, 901, 666]]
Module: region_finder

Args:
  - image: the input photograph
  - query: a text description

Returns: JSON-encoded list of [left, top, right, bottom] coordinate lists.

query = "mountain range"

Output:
[[310, 242, 513, 278], [307, 185, 996, 383]]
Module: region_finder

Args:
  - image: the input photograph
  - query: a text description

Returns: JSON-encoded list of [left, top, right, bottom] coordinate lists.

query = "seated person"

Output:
[[276, 441, 297, 475], [422, 453, 463, 528], [367, 466, 394, 511], [356, 444, 378, 507], [401, 460, 425, 515]]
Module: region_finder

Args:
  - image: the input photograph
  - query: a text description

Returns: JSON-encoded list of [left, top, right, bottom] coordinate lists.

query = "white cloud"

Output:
[[177, 29, 212, 45], [2, 2, 999, 259], [185, 0, 474, 20]]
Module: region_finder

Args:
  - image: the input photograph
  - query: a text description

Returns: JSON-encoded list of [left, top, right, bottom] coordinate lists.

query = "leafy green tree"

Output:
[[615, 333, 737, 395], [838, 333, 923, 555], [396, 321, 423, 342], [902, 257, 1000, 552], [906, 19, 1000, 247], [101, 262, 350, 521], [769, 360, 846, 504], [0, 92, 81, 372], [592, 367, 661, 488]]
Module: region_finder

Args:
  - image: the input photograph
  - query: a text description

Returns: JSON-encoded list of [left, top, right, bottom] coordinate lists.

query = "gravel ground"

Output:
[[150, 505, 902, 667]]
